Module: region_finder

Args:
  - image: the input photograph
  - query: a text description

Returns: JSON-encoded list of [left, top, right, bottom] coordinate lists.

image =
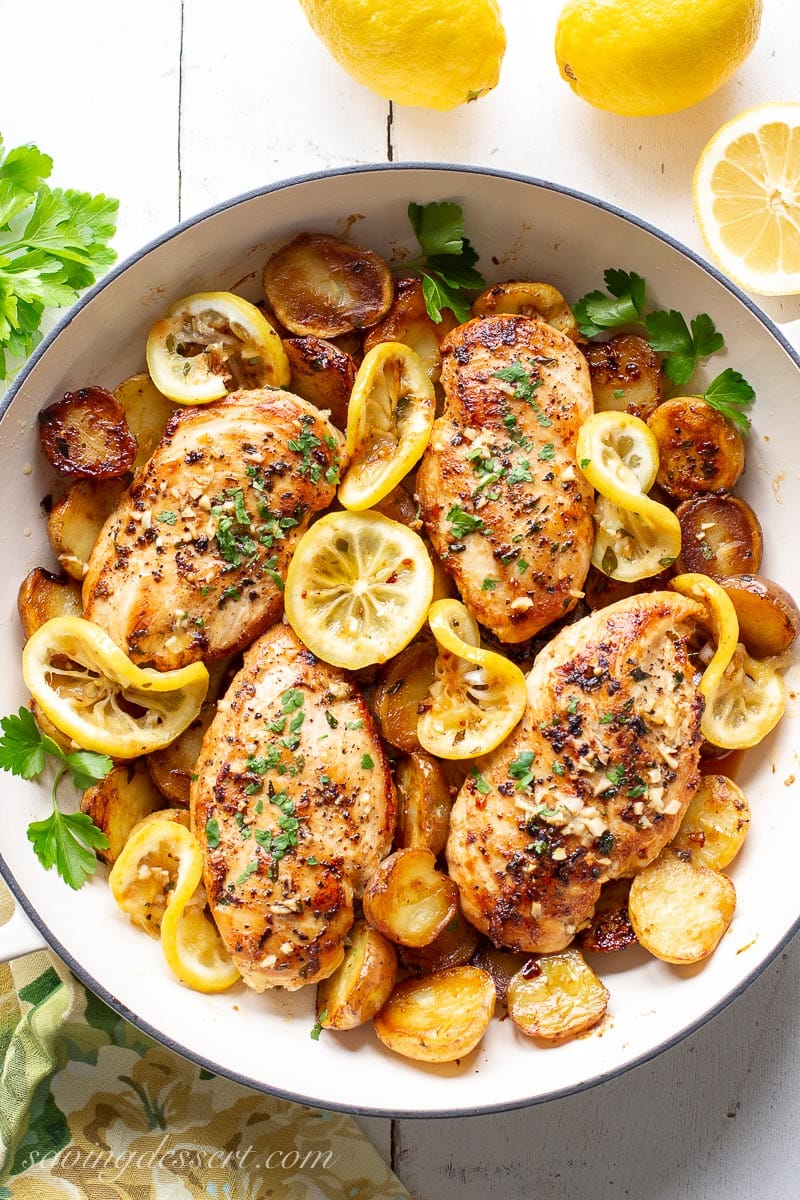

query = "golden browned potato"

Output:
[[373, 483, 420, 529], [38, 386, 137, 479], [47, 478, 128, 580], [676, 494, 763, 579], [315, 919, 398, 1031], [398, 907, 481, 974], [113, 372, 175, 470], [30, 698, 77, 755], [372, 639, 437, 752], [671, 775, 750, 871], [718, 574, 800, 658], [507, 949, 609, 1043], [648, 397, 745, 500], [471, 280, 580, 342], [394, 750, 453, 857], [470, 941, 530, 1004], [582, 563, 670, 612], [147, 702, 216, 804], [80, 760, 165, 866], [583, 332, 663, 420], [282, 336, 357, 430], [373, 966, 496, 1063], [363, 275, 458, 380], [263, 232, 393, 337], [576, 878, 637, 954], [17, 568, 82, 639], [363, 848, 459, 948], [628, 850, 736, 964]]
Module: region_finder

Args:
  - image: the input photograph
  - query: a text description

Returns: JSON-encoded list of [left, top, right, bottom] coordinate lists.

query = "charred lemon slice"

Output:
[[592, 495, 681, 582], [338, 342, 435, 511], [577, 410, 659, 506], [417, 599, 527, 759], [22, 617, 209, 758], [146, 291, 289, 404], [161, 885, 240, 994], [284, 510, 434, 669]]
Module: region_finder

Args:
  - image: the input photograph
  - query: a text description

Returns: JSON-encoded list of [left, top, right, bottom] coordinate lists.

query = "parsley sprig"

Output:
[[404, 201, 485, 323], [0, 708, 112, 889], [0, 134, 118, 380]]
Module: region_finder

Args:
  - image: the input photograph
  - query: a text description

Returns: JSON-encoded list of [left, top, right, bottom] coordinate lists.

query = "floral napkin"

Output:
[[0, 886, 410, 1199]]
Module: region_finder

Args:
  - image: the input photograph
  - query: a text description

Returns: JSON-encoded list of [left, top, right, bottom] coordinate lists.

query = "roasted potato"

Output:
[[507, 949, 609, 1043], [583, 333, 663, 420], [47, 478, 127, 580], [373, 966, 496, 1063], [363, 274, 458, 380], [17, 568, 82, 639], [671, 775, 750, 871], [394, 750, 453, 856], [263, 232, 393, 337], [583, 564, 670, 612], [282, 336, 357, 430], [676, 494, 762, 578], [398, 907, 481, 974], [148, 701, 216, 805], [373, 483, 420, 529], [363, 847, 459, 948], [628, 849, 736, 964], [648, 397, 745, 500], [718, 573, 800, 658], [576, 878, 637, 954], [113, 372, 175, 470], [38, 386, 137, 479], [80, 760, 166, 866], [471, 280, 580, 342], [470, 941, 530, 1005], [372, 639, 438, 752], [315, 919, 397, 1031], [30, 698, 77, 755]]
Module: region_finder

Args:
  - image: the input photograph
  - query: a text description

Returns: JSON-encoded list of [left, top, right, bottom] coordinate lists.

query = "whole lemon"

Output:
[[298, 0, 506, 111], [555, 0, 763, 117]]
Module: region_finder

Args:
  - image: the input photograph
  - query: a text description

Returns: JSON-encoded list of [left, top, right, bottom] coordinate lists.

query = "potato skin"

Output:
[[394, 750, 453, 857], [471, 280, 581, 343], [316, 919, 397, 1031], [80, 760, 165, 865], [372, 640, 437, 752], [648, 397, 745, 499], [628, 849, 736, 964], [718, 573, 800, 658], [584, 332, 663, 420], [38, 387, 137, 479], [363, 847, 459, 948], [147, 701, 216, 805], [676, 494, 762, 579], [373, 966, 496, 1063], [282, 335, 357, 430], [17, 568, 82, 639], [113, 372, 175, 470], [398, 907, 481, 975]]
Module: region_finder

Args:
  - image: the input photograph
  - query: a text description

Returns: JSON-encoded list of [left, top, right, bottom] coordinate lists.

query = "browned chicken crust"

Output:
[[446, 592, 706, 953], [83, 388, 343, 670], [191, 624, 395, 991], [416, 315, 594, 643]]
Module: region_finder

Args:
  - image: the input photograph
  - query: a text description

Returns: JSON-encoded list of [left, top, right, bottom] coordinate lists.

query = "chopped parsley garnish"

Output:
[[507, 460, 533, 485], [361, 754, 374, 770], [606, 763, 626, 787], [281, 688, 304, 713], [310, 1010, 328, 1041], [597, 830, 615, 855], [492, 360, 542, 402], [517, 557, 529, 574], [481, 577, 498, 591], [156, 510, 177, 525], [262, 555, 284, 590], [219, 584, 241, 603], [447, 505, 484, 540], [627, 783, 648, 799], [567, 696, 579, 715], [538, 442, 555, 462], [470, 767, 492, 795], [288, 424, 324, 480], [551, 761, 565, 776], [235, 860, 259, 885], [346, 719, 365, 730], [205, 817, 220, 849], [508, 750, 535, 790], [404, 201, 485, 323], [466, 444, 504, 493], [325, 710, 338, 729]]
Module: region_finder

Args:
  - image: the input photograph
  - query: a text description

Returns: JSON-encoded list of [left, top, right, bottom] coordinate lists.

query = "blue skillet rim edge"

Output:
[[0, 159, 798, 1119]]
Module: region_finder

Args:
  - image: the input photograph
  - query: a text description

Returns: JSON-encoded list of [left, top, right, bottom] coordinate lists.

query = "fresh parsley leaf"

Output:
[[470, 767, 492, 795], [65, 749, 114, 791], [405, 201, 485, 323], [0, 707, 48, 777], [27, 808, 108, 891], [573, 269, 646, 337], [645, 309, 724, 386], [703, 368, 756, 433], [447, 505, 484, 540], [310, 1009, 328, 1041], [0, 136, 118, 380]]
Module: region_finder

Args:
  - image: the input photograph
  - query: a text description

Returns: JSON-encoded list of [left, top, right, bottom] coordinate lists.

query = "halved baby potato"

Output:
[[363, 847, 459, 948], [648, 397, 745, 500], [718, 573, 800, 658], [263, 232, 393, 337], [373, 966, 496, 1063], [398, 907, 481, 975], [315, 919, 397, 1031], [282, 335, 357, 430], [507, 948, 609, 1043], [628, 849, 736, 964], [671, 775, 750, 871], [113, 372, 176, 469], [80, 759, 166, 866], [676, 494, 763, 579], [394, 749, 453, 857], [38, 387, 137, 479], [17, 568, 83, 640], [147, 701, 217, 805], [471, 280, 580, 342], [364, 274, 458, 380], [470, 941, 530, 1005], [373, 639, 438, 752], [47, 478, 128, 580], [583, 333, 663, 420]]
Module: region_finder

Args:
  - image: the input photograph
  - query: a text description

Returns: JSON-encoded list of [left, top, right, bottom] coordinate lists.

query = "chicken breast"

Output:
[[447, 591, 706, 953], [191, 624, 395, 991], [83, 388, 343, 670], [416, 315, 594, 643]]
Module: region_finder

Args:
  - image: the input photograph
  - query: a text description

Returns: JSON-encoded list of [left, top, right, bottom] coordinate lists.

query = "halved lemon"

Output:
[[693, 103, 800, 295], [592, 495, 681, 583], [671, 573, 739, 704], [109, 818, 202, 938], [284, 510, 434, 670], [146, 291, 290, 403], [338, 342, 435, 511], [700, 644, 786, 749], [577, 411, 660, 507], [22, 617, 209, 758], [417, 598, 527, 759], [161, 885, 240, 993]]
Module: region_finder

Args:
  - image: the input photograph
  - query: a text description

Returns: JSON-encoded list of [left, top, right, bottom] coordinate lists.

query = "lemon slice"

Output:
[[284, 510, 434, 669], [671, 573, 739, 705], [693, 103, 800, 295], [146, 291, 290, 403], [161, 886, 240, 993], [109, 818, 203, 938], [22, 617, 209, 758], [417, 598, 527, 759], [577, 411, 659, 507], [592, 495, 681, 583], [338, 342, 435, 511]]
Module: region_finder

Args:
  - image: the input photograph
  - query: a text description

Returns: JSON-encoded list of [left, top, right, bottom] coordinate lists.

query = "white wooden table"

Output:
[[2, 2, 800, 1195]]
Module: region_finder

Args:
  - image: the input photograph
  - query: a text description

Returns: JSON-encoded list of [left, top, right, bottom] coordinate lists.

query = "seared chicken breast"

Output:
[[417, 315, 594, 643], [447, 592, 706, 953], [83, 388, 342, 670], [191, 624, 395, 991]]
